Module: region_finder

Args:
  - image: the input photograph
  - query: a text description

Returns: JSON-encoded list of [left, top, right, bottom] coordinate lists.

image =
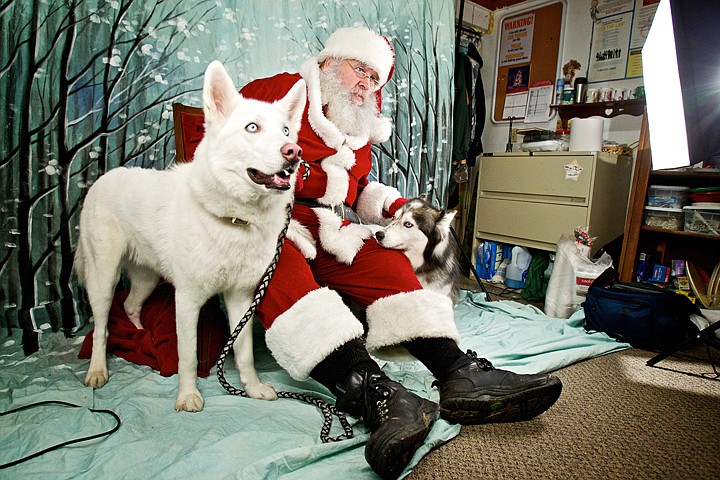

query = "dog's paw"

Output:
[[127, 315, 144, 330], [244, 381, 278, 401], [175, 392, 204, 412], [84, 369, 109, 388]]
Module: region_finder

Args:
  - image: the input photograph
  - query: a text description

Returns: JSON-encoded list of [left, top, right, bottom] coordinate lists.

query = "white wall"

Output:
[[476, 0, 644, 154]]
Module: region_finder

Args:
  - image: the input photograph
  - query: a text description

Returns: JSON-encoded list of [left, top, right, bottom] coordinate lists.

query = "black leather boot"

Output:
[[436, 350, 562, 424], [335, 371, 439, 479]]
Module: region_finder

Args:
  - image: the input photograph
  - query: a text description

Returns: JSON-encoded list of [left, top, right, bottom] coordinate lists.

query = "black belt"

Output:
[[294, 198, 361, 224]]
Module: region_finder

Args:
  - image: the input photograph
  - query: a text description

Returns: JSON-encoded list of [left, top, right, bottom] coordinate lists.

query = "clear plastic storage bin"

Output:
[[647, 185, 690, 208], [644, 206, 683, 230], [683, 205, 720, 235]]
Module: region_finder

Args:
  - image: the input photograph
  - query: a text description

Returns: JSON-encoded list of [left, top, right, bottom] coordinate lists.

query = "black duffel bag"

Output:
[[583, 268, 701, 351]]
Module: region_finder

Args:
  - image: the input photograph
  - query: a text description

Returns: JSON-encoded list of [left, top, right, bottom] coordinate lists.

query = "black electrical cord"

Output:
[[449, 225, 493, 301], [0, 400, 121, 469]]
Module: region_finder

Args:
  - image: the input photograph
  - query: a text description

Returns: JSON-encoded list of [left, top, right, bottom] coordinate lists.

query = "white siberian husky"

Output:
[[75, 61, 306, 412], [375, 197, 460, 303]]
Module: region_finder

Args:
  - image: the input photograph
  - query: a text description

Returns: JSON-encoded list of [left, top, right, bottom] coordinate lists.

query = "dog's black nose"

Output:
[[375, 231, 384, 241]]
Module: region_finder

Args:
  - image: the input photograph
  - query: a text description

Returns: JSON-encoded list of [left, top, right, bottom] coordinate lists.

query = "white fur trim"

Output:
[[317, 27, 394, 88], [314, 208, 372, 264], [345, 133, 369, 151], [300, 58, 389, 148], [355, 181, 403, 226], [382, 190, 403, 211], [286, 219, 317, 260], [319, 147, 356, 203], [365, 290, 459, 361], [371, 116, 392, 144], [318, 163, 351, 206], [265, 288, 365, 380], [301, 59, 346, 149], [330, 145, 357, 170]]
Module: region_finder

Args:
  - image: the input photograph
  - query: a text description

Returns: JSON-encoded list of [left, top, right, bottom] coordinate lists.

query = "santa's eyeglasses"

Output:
[[345, 60, 380, 88]]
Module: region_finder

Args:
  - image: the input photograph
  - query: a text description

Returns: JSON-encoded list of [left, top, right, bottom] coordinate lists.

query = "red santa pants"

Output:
[[258, 233, 459, 380], [256, 237, 423, 329]]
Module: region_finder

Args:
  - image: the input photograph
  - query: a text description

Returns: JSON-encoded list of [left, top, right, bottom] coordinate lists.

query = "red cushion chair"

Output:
[[172, 103, 204, 163], [79, 284, 229, 377]]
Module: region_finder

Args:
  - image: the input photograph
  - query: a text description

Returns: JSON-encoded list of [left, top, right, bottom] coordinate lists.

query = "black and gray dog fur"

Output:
[[375, 196, 460, 303]]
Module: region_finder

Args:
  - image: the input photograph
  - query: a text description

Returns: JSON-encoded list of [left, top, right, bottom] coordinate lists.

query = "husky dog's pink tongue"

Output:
[[247, 168, 294, 190], [247, 142, 302, 190]]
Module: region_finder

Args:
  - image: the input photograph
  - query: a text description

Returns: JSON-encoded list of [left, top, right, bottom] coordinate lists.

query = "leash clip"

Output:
[[332, 204, 345, 221]]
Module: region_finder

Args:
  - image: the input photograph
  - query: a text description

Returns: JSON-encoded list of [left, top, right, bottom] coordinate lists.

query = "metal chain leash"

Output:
[[216, 163, 355, 443]]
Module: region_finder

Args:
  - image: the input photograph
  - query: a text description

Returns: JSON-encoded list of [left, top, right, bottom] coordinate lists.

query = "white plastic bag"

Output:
[[544, 234, 612, 318]]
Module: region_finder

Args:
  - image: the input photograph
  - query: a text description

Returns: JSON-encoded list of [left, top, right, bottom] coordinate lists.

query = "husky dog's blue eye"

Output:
[[404, 221, 413, 228], [283, 126, 290, 136], [245, 123, 258, 132]]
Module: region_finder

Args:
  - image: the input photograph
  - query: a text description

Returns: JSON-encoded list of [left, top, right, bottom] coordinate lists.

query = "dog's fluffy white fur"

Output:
[[375, 197, 460, 302], [75, 61, 306, 412]]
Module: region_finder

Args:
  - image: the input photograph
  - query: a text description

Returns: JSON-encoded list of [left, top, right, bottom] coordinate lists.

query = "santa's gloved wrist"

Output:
[[383, 197, 408, 218]]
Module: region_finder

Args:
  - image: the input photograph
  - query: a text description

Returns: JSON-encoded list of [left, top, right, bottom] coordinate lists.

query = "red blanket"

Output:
[[79, 284, 229, 378]]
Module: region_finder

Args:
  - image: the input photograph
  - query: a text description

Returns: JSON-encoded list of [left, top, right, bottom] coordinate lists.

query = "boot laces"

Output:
[[362, 375, 391, 431], [465, 350, 494, 371]]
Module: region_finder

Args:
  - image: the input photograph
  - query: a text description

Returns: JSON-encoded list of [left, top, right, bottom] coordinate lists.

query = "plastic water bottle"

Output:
[[453, 159, 469, 183], [543, 254, 555, 293], [491, 258, 509, 284], [505, 246, 532, 289], [476, 241, 503, 280], [555, 78, 565, 104]]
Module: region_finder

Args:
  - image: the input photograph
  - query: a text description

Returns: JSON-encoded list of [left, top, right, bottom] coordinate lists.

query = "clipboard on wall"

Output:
[[492, 1, 565, 123]]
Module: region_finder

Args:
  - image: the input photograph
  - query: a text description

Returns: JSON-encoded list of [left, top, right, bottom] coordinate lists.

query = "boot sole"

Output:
[[440, 377, 562, 425], [365, 399, 439, 479]]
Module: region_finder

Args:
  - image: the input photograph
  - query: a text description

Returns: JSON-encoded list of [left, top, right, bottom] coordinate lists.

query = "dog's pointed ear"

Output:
[[275, 79, 307, 135], [203, 61, 239, 131], [437, 209, 457, 234]]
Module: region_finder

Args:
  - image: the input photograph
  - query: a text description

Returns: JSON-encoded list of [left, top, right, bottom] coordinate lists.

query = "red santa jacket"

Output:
[[240, 58, 406, 264]]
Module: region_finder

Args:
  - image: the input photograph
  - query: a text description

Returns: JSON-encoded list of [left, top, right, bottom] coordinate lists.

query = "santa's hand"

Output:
[[383, 197, 408, 218]]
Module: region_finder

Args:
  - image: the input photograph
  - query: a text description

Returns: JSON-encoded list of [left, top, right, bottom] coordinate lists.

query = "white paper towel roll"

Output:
[[569, 117, 604, 152]]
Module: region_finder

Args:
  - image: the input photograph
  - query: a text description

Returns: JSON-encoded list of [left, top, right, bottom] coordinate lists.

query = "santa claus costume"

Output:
[[240, 27, 460, 381], [240, 27, 562, 479]]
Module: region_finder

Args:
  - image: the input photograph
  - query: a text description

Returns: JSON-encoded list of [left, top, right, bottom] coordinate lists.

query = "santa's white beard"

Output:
[[320, 65, 379, 138]]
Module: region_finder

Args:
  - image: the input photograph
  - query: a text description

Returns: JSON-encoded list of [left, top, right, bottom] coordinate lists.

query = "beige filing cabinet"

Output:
[[472, 151, 632, 255]]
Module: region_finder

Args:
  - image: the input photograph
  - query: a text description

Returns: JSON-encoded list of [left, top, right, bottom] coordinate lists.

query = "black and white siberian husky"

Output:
[[375, 197, 460, 302]]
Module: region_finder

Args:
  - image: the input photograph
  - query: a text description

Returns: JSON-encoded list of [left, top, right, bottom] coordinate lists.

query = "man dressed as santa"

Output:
[[241, 26, 562, 479]]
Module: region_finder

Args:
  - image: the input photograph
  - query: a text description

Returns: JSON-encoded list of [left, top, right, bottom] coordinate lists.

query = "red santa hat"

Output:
[[317, 27, 395, 89]]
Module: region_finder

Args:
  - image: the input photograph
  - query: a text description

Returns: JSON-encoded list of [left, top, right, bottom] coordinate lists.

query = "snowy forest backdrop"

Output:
[[0, 0, 455, 353]]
